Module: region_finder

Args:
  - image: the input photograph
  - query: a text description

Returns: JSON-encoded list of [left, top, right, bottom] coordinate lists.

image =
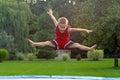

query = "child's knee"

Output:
[[74, 43, 79, 46], [45, 41, 55, 47], [44, 41, 50, 45]]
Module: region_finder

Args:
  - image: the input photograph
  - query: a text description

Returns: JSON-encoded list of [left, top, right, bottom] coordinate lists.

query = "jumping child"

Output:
[[28, 9, 97, 51]]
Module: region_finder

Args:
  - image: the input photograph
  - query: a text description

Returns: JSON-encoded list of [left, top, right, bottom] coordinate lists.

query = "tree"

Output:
[[30, 0, 48, 15], [33, 11, 56, 42], [0, 0, 32, 53], [74, 0, 120, 67], [21, 0, 91, 58], [0, 31, 15, 53]]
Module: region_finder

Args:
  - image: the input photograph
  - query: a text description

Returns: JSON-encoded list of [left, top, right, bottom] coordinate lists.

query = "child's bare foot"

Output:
[[27, 39, 35, 47], [90, 44, 97, 51]]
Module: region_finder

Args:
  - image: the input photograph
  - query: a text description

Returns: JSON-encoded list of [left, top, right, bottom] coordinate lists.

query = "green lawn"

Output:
[[0, 59, 120, 77]]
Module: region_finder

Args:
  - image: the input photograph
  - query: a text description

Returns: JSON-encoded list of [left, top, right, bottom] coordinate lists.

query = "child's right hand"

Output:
[[47, 9, 53, 15]]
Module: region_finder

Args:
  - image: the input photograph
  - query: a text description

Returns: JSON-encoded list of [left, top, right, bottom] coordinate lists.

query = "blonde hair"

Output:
[[58, 17, 68, 25]]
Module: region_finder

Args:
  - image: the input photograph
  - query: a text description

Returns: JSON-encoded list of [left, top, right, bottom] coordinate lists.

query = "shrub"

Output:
[[0, 49, 9, 62], [15, 52, 25, 60], [37, 49, 57, 60], [87, 49, 104, 61], [76, 54, 81, 61], [27, 53, 36, 61], [62, 53, 70, 61]]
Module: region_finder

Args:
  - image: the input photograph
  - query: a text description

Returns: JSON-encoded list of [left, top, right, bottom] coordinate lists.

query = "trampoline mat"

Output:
[[0, 76, 120, 80]]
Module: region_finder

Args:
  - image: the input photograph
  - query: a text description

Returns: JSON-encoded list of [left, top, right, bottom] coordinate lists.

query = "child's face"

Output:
[[59, 24, 67, 31]]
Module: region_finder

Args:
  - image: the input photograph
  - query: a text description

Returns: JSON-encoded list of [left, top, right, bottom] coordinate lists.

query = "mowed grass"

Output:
[[0, 59, 120, 77]]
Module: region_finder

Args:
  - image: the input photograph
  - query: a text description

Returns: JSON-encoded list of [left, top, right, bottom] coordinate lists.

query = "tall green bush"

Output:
[[0, 49, 9, 62], [87, 50, 104, 61]]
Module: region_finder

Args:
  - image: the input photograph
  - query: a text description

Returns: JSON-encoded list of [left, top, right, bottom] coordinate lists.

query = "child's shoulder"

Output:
[[68, 25, 72, 28]]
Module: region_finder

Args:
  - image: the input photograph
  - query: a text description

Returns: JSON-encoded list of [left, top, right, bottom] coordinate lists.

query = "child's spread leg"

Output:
[[68, 43, 97, 51], [27, 39, 55, 48]]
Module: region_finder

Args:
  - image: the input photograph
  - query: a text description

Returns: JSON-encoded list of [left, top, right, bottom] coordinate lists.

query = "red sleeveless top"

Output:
[[55, 25, 70, 49], [55, 25, 70, 41]]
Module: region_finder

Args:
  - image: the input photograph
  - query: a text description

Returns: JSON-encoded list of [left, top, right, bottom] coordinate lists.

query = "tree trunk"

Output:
[[113, 33, 119, 67], [114, 50, 118, 67]]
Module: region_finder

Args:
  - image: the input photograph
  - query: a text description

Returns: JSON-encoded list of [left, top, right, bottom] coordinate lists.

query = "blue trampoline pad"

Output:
[[0, 76, 120, 80]]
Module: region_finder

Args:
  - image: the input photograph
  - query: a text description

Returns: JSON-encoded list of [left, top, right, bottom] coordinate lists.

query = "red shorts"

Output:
[[51, 40, 74, 50]]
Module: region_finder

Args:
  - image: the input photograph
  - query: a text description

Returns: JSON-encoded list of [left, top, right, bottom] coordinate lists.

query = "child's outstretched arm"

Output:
[[47, 9, 58, 27], [69, 28, 93, 34]]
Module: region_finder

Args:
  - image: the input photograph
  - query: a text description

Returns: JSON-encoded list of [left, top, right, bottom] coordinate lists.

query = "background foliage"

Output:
[[0, 0, 120, 60]]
